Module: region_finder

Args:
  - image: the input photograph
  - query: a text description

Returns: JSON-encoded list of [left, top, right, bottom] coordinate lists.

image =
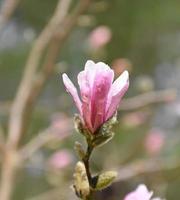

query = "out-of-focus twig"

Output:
[[7, 0, 72, 149], [26, 184, 74, 200], [0, 0, 21, 31], [0, 100, 11, 114], [116, 158, 180, 182], [0, 0, 93, 199], [18, 0, 92, 141], [27, 188, 62, 200], [0, 126, 5, 154], [119, 89, 177, 111], [0, 89, 176, 115], [19, 118, 73, 161]]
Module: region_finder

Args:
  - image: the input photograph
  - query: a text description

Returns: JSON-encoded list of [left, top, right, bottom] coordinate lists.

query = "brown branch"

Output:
[[19, 118, 73, 161], [0, 127, 5, 154], [0, 0, 21, 31], [0, 1, 93, 199], [0, 1, 75, 199], [18, 0, 93, 141], [116, 158, 180, 183], [119, 89, 177, 111], [26, 184, 73, 200], [0, 89, 176, 115], [7, 0, 72, 149], [26, 188, 62, 200]]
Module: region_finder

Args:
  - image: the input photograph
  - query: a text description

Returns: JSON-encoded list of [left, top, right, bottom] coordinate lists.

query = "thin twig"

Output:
[[26, 185, 73, 200], [7, 0, 72, 148], [19, 118, 73, 161], [17, 0, 92, 142], [83, 144, 94, 185], [0, 1, 93, 199], [0, 89, 176, 115], [119, 89, 177, 111], [116, 158, 180, 182], [0, 0, 21, 31], [0, 1, 75, 200], [26, 189, 61, 200]]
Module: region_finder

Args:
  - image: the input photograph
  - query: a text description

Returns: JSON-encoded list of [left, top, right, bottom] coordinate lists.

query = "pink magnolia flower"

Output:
[[122, 111, 149, 128], [50, 113, 72, 139], [88, 26, 112, 49], [144, 128, 165, 155], [48, 150, 73, 170], [124, 184, 161, 200], [112, 58, 132, 77], [62, 60, 129, 134]]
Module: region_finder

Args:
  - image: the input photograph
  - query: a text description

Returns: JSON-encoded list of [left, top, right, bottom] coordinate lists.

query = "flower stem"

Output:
[[82, 141, 94, 200]]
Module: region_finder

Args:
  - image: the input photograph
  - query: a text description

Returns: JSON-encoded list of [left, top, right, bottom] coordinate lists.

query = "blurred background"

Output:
[[0, 0, 180, 199]]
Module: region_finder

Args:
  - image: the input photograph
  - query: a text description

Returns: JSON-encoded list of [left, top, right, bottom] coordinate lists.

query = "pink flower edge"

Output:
[[62, 60, 129, 133]]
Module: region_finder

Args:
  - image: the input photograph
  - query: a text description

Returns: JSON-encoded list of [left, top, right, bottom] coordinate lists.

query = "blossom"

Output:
[[62, 60, 129, 134], [124, 184, 161, 200], [144, 128, 165, 155], [112, 58, 132, 77], [122, 111, 148, 128], [88, 26, 112, 49], [48, 150, 73, 170], [50, 113, 72, 139]]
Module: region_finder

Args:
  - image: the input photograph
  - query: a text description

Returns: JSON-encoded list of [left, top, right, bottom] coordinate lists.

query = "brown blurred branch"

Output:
[[7, 0, 73, 149], [19, 118, 73, 161], [119, 89, 177, 111], [0, 89, 176, 115], [26, 185, 73, 200], [27, 188, 63, 200], [116, 158, 180, 183], [0, 127, 5, 154], [0, 0, 93, 199], [0, 0, 21, 31]]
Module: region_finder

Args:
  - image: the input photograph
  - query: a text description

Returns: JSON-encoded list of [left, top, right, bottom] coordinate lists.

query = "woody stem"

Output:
[[82, 142, 94, 200]]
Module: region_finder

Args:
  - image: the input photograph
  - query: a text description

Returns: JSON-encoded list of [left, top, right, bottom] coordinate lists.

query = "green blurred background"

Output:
[[0, 0, 180, 199]]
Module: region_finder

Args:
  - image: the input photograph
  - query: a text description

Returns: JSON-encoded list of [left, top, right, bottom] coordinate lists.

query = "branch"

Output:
[[0, 0, 21, 31], [0, 1, 78, 200], [119, 89, 176, 111], [26, 189, 62, 200], [7, 0, 72, 148], [19, 0, 93, 139], [0, 126, 5, 154], [0, 89, 176, 115], [26, 185, 73, 200], [116, 158, 180, 183], [19, 118, 73, 161]]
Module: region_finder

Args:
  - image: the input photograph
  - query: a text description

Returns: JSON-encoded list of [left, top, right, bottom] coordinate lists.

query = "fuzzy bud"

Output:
[[92, 171, 117, 190], [73, 161, 90, 199]]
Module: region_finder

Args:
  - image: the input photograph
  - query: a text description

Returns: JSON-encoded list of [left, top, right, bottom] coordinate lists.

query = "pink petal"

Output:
[[124, 184, 153, 200], [78, 70, 93, 131], [90, 62, 114, 132], [62, 73, 82, 115], [78, 61, 114, 133], [48, 150, 73, 169], [84, 60, 97, 89], [106, 70, 129, 120], [88, 26, 112, 49]]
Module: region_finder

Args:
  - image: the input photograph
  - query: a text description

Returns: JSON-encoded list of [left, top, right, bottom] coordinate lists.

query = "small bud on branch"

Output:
[[62, 60, 129, 199]]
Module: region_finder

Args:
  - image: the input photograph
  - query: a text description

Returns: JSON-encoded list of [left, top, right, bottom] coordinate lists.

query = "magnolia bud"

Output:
[[100, 113, 117, 134], [92, 132, 114, 147], [74, 141, 86, 159], [73, 161, 90, 198], [92, 171, 117, 190], [74, 114, 92, 139]]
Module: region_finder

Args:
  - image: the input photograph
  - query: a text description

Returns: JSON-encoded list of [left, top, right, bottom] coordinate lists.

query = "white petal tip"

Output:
[[62, 73, 69, 84], [62, 73, 67, 79], [122, 70, 129, 77], [85, 60, 95, 66]]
